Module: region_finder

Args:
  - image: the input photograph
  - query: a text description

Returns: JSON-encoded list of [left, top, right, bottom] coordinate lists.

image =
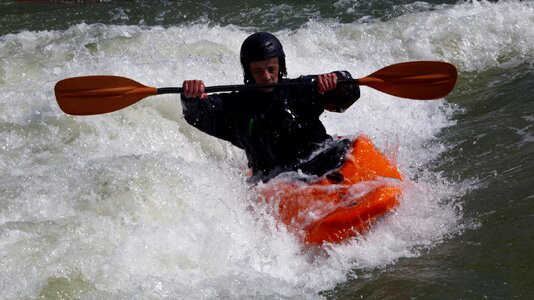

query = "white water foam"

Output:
[[2, 1, 533, 298]]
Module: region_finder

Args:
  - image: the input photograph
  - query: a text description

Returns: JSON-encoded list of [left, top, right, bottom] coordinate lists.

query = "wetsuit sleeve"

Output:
[[323, 71, 360, 113], [297, 71, 360, 113], [180, 93, 237, 145]]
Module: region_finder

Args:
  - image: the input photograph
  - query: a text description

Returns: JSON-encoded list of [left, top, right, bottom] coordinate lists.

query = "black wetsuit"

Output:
[[181, 71, 360, 182]]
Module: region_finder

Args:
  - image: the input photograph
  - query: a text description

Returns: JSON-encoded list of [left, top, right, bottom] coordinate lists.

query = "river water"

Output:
[[1, 0, 533, 299]]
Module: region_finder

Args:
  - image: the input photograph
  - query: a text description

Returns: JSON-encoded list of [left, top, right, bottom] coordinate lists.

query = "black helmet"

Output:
[[240, 32, 287, 84]]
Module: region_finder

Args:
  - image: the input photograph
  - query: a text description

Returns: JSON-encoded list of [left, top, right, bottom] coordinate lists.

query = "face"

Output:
[[249, 57, 279, 91]]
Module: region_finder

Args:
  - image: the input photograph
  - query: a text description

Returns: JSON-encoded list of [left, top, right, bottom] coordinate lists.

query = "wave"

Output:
[[1, 0, 533, 298]]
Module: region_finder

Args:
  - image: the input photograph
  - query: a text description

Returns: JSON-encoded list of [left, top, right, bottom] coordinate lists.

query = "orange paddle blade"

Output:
[[357, 61, 457, 100], [54, 76, 157, 115]]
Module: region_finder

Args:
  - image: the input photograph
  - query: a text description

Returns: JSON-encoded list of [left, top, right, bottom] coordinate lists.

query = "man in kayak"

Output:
[[181, 32, 360, 183]]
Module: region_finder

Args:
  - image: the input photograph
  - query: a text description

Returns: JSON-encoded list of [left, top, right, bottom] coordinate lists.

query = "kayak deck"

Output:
[[260, 135, 402, 245]]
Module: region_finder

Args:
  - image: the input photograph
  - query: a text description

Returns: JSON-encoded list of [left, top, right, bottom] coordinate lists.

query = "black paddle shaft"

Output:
[[156, 79, 357, 95]]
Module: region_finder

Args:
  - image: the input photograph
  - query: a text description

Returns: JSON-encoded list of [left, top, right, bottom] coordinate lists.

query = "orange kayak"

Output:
[[260, 135, 403, 245]]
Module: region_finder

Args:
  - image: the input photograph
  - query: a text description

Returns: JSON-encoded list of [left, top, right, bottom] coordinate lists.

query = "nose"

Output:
[[262, 70, 272, 81]]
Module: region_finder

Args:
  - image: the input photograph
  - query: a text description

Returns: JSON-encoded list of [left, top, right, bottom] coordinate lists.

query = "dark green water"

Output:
[[1, 0, 533, 299], [1, 0, 461, 35]]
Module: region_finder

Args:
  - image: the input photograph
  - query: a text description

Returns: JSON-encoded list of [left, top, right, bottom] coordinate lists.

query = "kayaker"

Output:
[[181, 32, 361, 183]]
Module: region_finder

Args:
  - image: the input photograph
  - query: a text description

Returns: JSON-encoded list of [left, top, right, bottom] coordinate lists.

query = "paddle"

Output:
[[55, 61, 457, 115]]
